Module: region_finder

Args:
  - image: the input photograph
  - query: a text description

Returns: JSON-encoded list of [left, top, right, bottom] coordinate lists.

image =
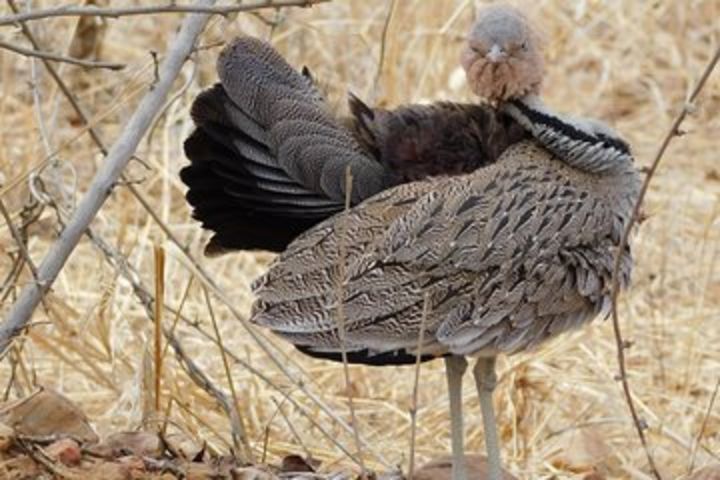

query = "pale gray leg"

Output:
[[473, 356, 502, 480], [444, 355, 468, 480]]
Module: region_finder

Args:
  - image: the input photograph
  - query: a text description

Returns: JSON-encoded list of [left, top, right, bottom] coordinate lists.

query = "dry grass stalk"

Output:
[[334, 166, 367, 476], [154, 244, 165, 414], [407, 293, 430, 479], [608, 44, 720, 480], [0, 39, 124, 70], [204, 286, 253, 462]]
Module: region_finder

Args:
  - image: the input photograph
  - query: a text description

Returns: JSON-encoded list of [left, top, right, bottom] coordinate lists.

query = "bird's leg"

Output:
[[473, 356, 502, 480], [444, 355, 469, 480]]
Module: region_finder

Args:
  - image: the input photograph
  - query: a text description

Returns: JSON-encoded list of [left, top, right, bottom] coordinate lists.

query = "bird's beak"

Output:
[[486, 44, 506, 63]]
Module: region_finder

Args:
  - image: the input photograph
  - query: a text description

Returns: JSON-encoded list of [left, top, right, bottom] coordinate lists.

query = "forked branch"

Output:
[[609, 45, 720, 480]]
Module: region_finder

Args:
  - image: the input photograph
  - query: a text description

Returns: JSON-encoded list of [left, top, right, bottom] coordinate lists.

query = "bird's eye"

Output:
[[521, 41, 528, 51]]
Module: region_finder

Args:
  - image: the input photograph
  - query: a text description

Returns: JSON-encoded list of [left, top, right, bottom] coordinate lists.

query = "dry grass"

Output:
[[1, 1, 719, 478]]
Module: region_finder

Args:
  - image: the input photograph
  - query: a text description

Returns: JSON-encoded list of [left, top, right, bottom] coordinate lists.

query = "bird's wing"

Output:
[[347, 96, 529, 182], [252, 141, 633, 356]]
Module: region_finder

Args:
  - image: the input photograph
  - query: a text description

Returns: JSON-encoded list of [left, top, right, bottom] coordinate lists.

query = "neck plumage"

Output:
[[502, 95, 634, 175]]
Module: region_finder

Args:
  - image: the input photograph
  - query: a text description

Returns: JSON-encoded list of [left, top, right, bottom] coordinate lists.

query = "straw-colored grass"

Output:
[[1, 1, 719, 478]]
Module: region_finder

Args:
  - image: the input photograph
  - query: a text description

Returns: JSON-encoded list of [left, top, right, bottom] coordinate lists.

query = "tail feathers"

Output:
[[181, 129, 336, 253], [182, 37, 396, 253], [216, 37, 391, 204]]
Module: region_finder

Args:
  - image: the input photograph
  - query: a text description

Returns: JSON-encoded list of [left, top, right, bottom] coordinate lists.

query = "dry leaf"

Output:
[[164, 431, 204, 461], [186, 462, 220, 480], [87, 459, 135, 480], [45, 438, 82, 467], [412, 455, 517, 480], [96, 431, 163, 457], [0, 421, 15, 452], [687, 465, 720, 480], [0, 387, 98, 443], [231, 466, 277, 480], [280, 454, 319, 473], [548, 427, 611, 474]]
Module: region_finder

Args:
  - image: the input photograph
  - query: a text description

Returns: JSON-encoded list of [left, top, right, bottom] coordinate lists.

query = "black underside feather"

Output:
[[181, 84, 343, 253], [295, 345, 442, 366]]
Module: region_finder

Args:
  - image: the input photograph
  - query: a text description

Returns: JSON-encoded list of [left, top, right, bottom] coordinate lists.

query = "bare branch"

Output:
[[0, 0, 328, 27], [0, 0, 217, 354], [609, 45, 720, 480], [0, 39, 124, 70], [0, 0, 390, 467]]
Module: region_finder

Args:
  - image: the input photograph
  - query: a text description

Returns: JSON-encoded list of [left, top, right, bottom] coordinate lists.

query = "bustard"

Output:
[[181, 6, 640, 480]]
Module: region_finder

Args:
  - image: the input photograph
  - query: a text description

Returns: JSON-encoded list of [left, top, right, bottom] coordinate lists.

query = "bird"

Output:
[[181, 5, 640, 480]]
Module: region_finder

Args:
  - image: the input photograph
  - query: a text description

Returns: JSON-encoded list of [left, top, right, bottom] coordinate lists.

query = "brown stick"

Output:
[[0, 39, 125, 70], [0, 0, 217, 354], [0, 0, 329, 26], [609, 45, 720, 480]]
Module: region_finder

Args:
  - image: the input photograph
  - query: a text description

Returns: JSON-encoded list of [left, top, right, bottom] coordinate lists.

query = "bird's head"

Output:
[[461, 5, 544, 104]]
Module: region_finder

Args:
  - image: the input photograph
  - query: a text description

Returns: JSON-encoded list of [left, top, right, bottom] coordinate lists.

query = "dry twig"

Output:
[[0, 39, 124, 70], [609, 45, 720, 480], [203, 286, 253, 462], [0, 0, 329, 26], [0, 0, 218, 354]]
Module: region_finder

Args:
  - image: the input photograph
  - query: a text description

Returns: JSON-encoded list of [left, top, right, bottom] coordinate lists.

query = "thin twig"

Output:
[[203, 286, 253, 463], [0, 0, 329, 26], [408, 293, 429, 479], [0, 0, 217, 354], [688, 377, 720, 473], [371, 0, 396, 100], [154, 245, 166, 414], [271, 397, 313, 461], [0, 198, 53, 317], [0, 39, 125, 70], [335, 165, 367, 476], [609, 45, 720, 480]]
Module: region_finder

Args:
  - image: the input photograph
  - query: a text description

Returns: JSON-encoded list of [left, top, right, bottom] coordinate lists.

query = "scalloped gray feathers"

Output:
[[217, 37, 391, 204], [252, 135, 640, 358]]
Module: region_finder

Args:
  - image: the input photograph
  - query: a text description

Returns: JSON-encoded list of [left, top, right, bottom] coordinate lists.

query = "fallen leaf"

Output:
[[687, 464, 720, 480], [0, 387, 98, 443], [231, 466, 276, 480], [86, 460, 134, 480], [548, 426, 611, 474], [45, 438, 82, 467], [95, 431, 162, 457], [281, 454, 319, 473], [412, 455, 517, 480], [185, 462, 218, 480], [164, 431, 204, 461], [0, 422, 15, 452]]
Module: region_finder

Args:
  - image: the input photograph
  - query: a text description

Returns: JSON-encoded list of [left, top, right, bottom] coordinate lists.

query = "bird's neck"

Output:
[[502, 94, 634, 175]]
